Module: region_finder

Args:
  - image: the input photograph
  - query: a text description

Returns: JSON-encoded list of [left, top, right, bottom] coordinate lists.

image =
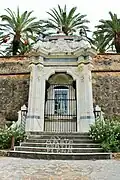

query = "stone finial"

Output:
[[95, 105, 101, 112], [21, 105, 27, 111]]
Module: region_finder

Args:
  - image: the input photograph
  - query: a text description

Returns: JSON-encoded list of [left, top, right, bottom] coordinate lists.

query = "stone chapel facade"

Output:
[[25, 34, 96, 132]]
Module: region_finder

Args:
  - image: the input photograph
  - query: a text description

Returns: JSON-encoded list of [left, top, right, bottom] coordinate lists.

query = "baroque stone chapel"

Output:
[[25, 34, 96, 133]]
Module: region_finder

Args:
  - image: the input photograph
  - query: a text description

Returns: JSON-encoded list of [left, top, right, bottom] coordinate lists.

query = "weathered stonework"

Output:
[[0, 75, 29, 126], [92, 53, 120, 117], [92, 72, 120, 117], [93, 54, 120, 71], [0, 54, 120, 126], [0, 56, 30, 74]]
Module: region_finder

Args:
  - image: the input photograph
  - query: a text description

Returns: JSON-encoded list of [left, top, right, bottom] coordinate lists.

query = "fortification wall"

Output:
[[92, 54, 120, 117]]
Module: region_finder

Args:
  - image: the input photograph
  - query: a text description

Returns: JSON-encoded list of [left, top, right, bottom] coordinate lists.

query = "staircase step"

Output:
[[20, 142, 101, 148], [28, 134, 90, 139], [26, 138, 93, 143], [9, 132, 111, 160], [15, 146, 103, 153], [29, 132, 89, 136], [8, 151, 112, 160]]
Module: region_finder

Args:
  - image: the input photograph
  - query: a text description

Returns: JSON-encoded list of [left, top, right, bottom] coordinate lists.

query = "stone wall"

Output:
[[0, 74, 29, 127], [92, 54, 120, 117], [0, 56, 30, 127], [92, 54, 120, 116], [92, 72, 120, 117], [0, 54, 120, 126]]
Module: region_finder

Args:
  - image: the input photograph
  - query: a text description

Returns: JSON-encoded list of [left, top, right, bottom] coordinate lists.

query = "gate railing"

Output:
[[44, 118, 77, 132], [44, 84, 77, 132]]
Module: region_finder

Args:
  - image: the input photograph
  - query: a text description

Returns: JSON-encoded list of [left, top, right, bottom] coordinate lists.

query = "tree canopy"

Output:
[[0, 6, 120, 55], [0, 7, 41, 55], [94, 12, 120, 53], [41, 5, 90, 36]]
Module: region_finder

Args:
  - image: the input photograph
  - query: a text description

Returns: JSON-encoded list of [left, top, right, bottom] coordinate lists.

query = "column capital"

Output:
[[29, 55, 44, 65], [28, 63, 36, 72], [78, 62, 93, 73], [78, 55, 92, 63], [78, 55, 85, 63]]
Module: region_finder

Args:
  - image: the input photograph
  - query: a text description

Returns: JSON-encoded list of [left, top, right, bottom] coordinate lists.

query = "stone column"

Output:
[[25, 58, 45, 132], [77, 60, 95, 132]]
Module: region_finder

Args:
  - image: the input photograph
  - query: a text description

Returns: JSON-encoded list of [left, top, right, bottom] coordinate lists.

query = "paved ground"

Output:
[[0, 157, 120, 180]]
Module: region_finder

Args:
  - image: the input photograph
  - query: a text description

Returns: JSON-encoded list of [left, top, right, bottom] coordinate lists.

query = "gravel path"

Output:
[[0, 157, 120, 180]]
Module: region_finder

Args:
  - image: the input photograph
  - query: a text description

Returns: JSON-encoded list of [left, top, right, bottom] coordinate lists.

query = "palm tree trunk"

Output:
[[12, 40, 20, 55], [12, 33, 21, 55], [115, 33, 120, 53]]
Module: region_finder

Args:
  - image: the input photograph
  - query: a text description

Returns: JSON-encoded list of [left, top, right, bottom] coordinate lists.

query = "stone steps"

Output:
[[26, 138, 93, 143], [15, 146, 103, 153], [8, 132, 112, 160], [8, 151, 112, 160], [29, 132, 89, 136], [20, 142, 101, 148], [28, 135, 90, 139]]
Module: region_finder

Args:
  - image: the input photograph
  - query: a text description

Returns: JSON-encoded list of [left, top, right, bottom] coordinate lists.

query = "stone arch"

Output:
[[45, 68, 78, 82], [48, 72, 74, 85]]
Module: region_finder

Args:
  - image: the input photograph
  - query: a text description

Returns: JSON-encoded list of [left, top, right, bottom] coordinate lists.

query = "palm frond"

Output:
[[42, 5, 89, 35]]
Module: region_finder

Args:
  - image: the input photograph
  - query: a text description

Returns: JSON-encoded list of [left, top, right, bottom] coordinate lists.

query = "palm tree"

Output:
[[92, 32, 111, 53], [41, 5, 90, 36], [0, 7, 41, 55], [95, 12, 120, 53]]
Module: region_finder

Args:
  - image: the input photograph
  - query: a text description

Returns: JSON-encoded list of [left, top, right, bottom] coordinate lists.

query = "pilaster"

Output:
[[25, 57, 45, 132], [77, 59, 95, 132]]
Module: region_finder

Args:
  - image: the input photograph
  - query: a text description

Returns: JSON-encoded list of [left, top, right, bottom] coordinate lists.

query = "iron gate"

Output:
[[44, 83, 77, 132]]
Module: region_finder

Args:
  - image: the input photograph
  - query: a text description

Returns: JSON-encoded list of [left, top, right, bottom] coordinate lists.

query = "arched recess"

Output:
[[44, 72, 77, 132], [44, 68, 78, 81]]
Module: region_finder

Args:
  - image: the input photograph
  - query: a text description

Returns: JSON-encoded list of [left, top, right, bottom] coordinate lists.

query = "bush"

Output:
[[89, 119, 120, 152], [0, 127, 25, 149]]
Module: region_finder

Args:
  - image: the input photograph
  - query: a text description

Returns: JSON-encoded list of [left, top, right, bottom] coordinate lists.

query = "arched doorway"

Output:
[[44, 72, 77, 132]]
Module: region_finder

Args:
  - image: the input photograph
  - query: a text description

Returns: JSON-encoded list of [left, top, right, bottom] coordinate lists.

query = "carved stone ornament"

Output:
[[88, 64, 94, 71], [29, 64, 35, 80], [29, 56, 44, 64], [81, 75, 84, 82], [29, 35, 96, 57], [37, 63, 44, 71], [37, 64, 44, 80], [89, 75, 92, 81], [29, 63, 35, 72], [78, 63, 85, 72]]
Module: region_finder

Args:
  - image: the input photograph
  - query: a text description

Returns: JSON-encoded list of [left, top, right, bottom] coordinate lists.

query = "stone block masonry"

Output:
[[92, 53, 120, 117], [0, 56, 30, 126], [92, 72, 120, 117], [0, 74, 29, 127]]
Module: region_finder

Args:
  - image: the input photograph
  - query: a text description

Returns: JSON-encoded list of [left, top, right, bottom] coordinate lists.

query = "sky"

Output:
[[0, 0, 120, 32]]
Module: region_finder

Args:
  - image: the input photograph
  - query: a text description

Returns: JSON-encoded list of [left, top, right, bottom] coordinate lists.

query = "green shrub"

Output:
[[89, 119, 120, 152], [0, 127, 25, 149]]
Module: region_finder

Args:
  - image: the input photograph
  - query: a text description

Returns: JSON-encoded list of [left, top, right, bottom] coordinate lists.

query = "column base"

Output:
[[25, 115, 44, 132], [77, 115, 95, 132]]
